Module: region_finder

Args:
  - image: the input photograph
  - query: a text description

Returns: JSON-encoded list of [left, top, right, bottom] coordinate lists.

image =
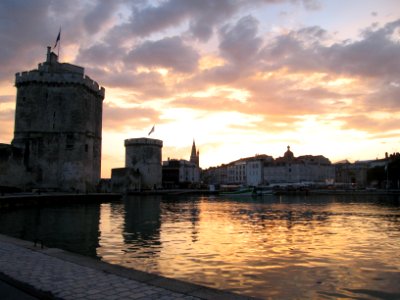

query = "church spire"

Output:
[[191, 140, 196, 157], [190, 139, 199, 167]]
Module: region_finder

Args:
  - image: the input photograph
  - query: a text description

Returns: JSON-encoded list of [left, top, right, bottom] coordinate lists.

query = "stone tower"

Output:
[[11, 47, 105, 192], [190, 140, 199, 167], [124, 138, 163, 189]]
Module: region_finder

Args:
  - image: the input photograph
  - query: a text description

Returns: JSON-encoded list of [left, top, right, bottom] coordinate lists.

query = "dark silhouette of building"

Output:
[[0, 47, 105, 192]]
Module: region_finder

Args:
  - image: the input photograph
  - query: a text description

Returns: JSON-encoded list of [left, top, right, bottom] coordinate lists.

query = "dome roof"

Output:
[[284, 145, 294, 159]]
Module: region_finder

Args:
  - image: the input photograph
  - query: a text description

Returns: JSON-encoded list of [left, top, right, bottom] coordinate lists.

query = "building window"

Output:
[[66, 134, 74, 150], [85, 144, 88, 152]]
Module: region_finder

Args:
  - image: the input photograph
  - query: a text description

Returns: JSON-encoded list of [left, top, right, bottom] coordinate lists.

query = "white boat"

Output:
[[253, 186, 274, 196], [220, 188, 254, 196], [219, 185, 255, 196]]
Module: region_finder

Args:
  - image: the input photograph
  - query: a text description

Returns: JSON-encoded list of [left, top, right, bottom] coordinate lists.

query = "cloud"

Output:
[[300, 0, 321, 10], [103, 103, 160, 131], [83, 0, 120, 34], [172, 96, 247, 112], [79, 65, 169, 99], [339, 114, 400, 133], [364, 81, 400, 111], [0, 95, 14, 104], [125, 36, 200, 73], [0, 108, 13, 121], [1, 0, 398, 147], [0, 0, 95, 81], [218, 15, 263, 65], [105, 0, 321, 43], [332, 20, 400, 77], [77, 43, 125, 67], [0, 108, 14, 142], [260, 20, 400, 78], [127, 0, 239, 41], [0, 0, 53, 81]]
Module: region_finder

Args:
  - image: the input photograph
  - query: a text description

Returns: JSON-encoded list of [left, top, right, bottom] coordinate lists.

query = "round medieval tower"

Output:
[[124, 138, 163, 189], [12, 47, 105, 192]]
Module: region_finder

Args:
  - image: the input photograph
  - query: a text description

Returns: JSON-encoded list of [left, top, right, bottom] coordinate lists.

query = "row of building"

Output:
[[108, 138, 395, 192], [202, 146, 396, 189]]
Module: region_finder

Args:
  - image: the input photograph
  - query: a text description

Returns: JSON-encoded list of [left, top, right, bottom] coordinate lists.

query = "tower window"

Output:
[[85, 144, 88, 152]]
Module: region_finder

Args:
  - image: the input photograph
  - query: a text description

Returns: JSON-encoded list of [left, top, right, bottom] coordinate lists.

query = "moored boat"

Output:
[[219, 185, 255, 196], [253, 186, 274, 196]]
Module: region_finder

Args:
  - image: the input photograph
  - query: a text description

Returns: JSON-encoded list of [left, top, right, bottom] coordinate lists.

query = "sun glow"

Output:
[[199, 55, 226, 70], [182, 86, 250, 103]]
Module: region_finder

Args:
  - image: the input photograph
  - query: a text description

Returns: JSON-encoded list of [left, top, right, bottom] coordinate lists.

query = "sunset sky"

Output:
[[1, 0, 400, 178]]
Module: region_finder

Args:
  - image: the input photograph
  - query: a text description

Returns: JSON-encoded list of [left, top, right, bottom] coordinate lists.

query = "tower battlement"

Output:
[[15, 70, 105, 98], [14, 46, 105, 98], [125, 138, 163, 147]]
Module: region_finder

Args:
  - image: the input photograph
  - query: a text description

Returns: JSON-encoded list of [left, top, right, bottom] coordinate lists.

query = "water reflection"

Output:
[[97, 194, 400, 299], [1, 195, 400, 299], [0, 204, 100, 257]]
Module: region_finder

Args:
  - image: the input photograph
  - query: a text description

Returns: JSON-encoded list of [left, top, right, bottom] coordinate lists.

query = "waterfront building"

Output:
[[334, 160, 368, 187], [162, 159, 199, 188], [246, 155, 274, 186], [227, 160, 247, 185], [0, 47, 104, 192], [162, 140, 201, 188], [111, 138, 163, 192], [203, 155, 272, 186], [334, 154, 398, 188], [204, 148, 334, 187], [264, 146, 335, 184], [201, 164, 229, 186]]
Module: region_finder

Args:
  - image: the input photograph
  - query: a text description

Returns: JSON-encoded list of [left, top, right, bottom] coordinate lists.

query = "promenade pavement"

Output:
[[0, 234, 254, 300]]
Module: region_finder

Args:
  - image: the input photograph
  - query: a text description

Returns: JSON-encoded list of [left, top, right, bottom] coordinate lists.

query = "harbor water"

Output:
[[0, 194, 399, 299]]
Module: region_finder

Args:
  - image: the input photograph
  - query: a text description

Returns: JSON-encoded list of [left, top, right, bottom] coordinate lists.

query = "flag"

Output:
[[148, 125, 155, 136], [53, 28, 61, 49]]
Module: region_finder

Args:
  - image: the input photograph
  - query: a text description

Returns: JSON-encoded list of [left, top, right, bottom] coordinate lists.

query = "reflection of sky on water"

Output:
[[97, 194, 400, 299], [1, 194, 400, 299]]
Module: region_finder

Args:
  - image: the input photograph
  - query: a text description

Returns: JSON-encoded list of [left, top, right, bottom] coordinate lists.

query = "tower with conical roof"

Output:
[[190, 140, 199, 167]]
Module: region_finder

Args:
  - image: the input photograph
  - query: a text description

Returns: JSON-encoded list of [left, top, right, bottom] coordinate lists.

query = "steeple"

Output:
[[191, 140, 196, 157], [190, 139, 199, 167]]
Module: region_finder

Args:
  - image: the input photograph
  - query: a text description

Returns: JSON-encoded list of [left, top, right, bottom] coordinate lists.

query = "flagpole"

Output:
[[57, 27, 61, 59]]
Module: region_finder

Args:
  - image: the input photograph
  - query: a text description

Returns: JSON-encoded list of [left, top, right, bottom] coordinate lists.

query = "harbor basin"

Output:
[[0, 194, 399, 299]]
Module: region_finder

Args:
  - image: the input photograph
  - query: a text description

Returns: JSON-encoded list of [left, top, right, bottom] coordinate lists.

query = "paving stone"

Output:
[[0, 235, 255, 300]]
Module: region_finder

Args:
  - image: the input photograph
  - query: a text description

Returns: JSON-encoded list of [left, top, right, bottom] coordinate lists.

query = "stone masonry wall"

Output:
[[125, 138, 163, 189]]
